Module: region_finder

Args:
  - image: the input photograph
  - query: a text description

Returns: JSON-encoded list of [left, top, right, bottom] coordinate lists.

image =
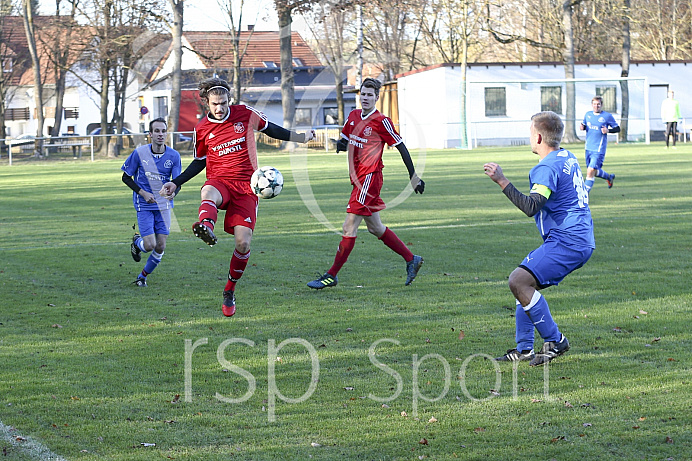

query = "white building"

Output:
[[396, 61, 692, 149]]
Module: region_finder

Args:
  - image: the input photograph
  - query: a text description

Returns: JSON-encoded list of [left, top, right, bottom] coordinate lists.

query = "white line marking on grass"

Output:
[[0, 420, 67, 460]]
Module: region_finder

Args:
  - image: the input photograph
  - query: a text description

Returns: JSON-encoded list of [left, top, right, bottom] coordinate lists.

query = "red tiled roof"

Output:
[[183, 31, 322, 68]]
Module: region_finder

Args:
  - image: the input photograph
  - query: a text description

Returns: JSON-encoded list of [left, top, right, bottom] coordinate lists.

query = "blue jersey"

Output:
[[582, 110, 618, 153], [121, 144, 182, 211], [529, 148, 595, 249]]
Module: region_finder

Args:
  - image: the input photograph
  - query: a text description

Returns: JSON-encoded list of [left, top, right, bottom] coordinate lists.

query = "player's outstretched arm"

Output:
[[264, 122, 315, 143], [396, 143, 424, 194], [160, 158, 205, 197]]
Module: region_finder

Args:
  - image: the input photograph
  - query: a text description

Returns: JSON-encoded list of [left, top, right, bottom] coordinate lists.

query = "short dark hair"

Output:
[[149, 117, 167, 133], [199, 77, 230, 102], [531, 111, 564, 148], [360, 78, 382, 98]]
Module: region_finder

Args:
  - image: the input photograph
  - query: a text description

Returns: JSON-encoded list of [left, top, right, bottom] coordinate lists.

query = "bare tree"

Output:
[[274, 0, 315, 132], [167, 0, 183, 134], [486, 0, 582, 142], [218, 0, 259, 105], [22, 0, 45, 155], [419, 0, 488, 147], [305, 0, 352, 125], [37, 0, 84, 139]]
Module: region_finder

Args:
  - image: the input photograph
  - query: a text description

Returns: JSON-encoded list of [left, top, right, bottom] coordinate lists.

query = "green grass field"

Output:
[[0, 142, 690, 460]]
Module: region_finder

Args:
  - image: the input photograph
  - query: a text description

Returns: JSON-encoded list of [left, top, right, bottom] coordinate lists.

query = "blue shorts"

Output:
[[519, 237, 593, 289], [585, 149, 605, 169], [137, 209, 171, 237]]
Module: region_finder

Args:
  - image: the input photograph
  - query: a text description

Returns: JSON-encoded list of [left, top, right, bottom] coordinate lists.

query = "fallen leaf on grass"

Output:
[[171, 394, 180, 404], [564, 401, 573, 408], [140, 443, 156, 447], [639, 310, 648, 315], [344, 387, 354, 391], [665, 436, 674, 444], [474, 427, 485, 433], [401, 411, 408, 417], [419, 438, 429, 445], [428, 417, 438, 423], [583, 423, 592, 427], [52, 324, 63, 328], [458, 330, 465, 341], [638, 417, 646, 421], [652, 337, 661, 342], [531, 399, 543, 403], [311, 442, 321, 447], [613, 327, 622, 332], [550, 436, 566, 443]]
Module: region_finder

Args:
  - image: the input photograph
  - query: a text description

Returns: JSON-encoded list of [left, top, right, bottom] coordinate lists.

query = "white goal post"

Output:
[[465, 77, 650, 148]]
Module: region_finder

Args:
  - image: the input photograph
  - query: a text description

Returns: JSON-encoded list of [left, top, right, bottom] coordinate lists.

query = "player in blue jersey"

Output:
[[484, 111, 595, 366], [580, 96, 620, 192], [121, 118, 182, 287]]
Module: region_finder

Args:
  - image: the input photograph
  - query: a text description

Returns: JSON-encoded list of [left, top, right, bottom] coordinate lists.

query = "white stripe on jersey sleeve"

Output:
[[382, 117, 402, 144]]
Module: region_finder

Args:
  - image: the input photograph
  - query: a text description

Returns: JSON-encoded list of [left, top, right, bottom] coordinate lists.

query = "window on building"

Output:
[[2, 58, 12, 73], [292, 58, 304, 67], [263, 61, 278, 68], [295, 108, 312, 126], [323, 107, 339, 125], [541, 86, 562, 114], [64, 107, 79, 119], [154, 96, 168, 119], [485, 87, 506, 116], [596, 86, 617, 113], [7, 107, 30, 120]]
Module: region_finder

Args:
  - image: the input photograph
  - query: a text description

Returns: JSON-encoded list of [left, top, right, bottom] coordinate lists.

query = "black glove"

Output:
[[414, 179, 425, 194], [336, 138, 348, 153]]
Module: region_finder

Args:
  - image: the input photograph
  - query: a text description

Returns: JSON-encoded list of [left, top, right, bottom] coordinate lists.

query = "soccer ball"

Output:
[[251, 166, 284, 199]]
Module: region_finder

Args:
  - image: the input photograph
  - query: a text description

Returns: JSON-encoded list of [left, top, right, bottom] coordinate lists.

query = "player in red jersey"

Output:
[[307, 78, 425, 290], [160, 78, 315, 317]]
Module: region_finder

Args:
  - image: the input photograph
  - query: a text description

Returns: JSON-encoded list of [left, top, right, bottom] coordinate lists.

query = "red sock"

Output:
[[224, 249, 250, 291], [198, 200, 218, 230], [379, 227, 413, 262], [328, 236, 356, 276]]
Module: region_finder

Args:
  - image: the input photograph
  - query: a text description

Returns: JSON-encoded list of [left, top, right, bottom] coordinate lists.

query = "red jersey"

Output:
[[194, 104, 268, 181], [341, 109, 402, 179]]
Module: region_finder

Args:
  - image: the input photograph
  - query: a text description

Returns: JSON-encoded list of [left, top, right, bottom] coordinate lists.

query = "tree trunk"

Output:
[[22, 0, 44, 156], [278, 6, 295, 145], [561, 0, 578, 143], [619, 0, 631, 143], [168, 0, 183, 134]]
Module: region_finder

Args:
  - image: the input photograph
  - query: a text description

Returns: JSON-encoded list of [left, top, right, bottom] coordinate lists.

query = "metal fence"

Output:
[[1, 127, 343, 165]]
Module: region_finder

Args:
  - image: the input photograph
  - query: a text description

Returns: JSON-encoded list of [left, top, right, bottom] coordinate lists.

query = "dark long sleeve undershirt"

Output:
[[263, 122, 307, 142], [395, 143, 416, 179], [172, 158, 206, 187], [502, 182, 548, 217]]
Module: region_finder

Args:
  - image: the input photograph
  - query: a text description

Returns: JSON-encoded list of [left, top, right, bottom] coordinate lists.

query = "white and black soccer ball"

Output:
[[250, 166, 284, 199]]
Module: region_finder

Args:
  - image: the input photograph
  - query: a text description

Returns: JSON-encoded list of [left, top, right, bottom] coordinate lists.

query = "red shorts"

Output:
[[347, 170, 385, 216], [204, 179, 258, 234]]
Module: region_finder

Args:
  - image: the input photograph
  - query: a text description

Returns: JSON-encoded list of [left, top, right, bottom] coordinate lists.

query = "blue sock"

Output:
[[524, 291, 561, 343], [585, 178, 594, 191], [143, 251, 163, 275], [515, 300, 535, 352], [596, 168, 609, 179]]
